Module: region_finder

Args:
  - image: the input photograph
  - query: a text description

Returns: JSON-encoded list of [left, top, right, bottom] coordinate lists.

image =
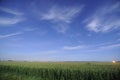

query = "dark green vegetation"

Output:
[[0, 61, 120, 80]]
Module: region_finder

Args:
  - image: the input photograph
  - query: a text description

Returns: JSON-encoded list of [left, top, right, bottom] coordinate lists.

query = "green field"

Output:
[[0, 61, 120, 80]]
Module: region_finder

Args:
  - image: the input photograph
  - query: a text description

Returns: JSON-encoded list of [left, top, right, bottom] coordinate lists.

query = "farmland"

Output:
[[0, 61, 120, 80]]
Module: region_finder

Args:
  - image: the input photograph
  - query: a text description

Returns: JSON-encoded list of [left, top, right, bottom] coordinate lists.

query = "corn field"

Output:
[[0, 61, 120, 80]]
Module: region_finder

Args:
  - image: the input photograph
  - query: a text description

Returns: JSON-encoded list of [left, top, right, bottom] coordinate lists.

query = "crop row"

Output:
[[0, 62, 120, 80]]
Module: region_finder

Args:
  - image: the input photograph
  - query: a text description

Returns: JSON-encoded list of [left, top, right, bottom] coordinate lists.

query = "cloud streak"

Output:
[[0, 27, 36, 39], [100, 43, 120, 49], [0, 32, 23, 39], [63, 45, 85, 50], [41, 5, 84, 33], [0, 17, 24, 25], [0, 7, 25, 25], [117, 38, 120, 41], [84, 42, 120, 52], [0, 7, 23, 16], [41, 6, 83, 23], [85, 2, 120, 33]]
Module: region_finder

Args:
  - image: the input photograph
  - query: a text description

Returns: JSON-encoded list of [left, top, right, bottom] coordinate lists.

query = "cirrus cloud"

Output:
[[41, 5, 84, 33], [0, 32, 23, 39], [0, 7, 25, 25], [85, 2, 120, 33], [63, 45, 85, 50]]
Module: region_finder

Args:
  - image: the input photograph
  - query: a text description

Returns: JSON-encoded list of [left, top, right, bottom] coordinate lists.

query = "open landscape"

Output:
[[0, 0, 120, 80], [0, 61, 120, 80]]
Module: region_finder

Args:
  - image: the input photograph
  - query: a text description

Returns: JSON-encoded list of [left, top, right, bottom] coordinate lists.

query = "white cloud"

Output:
[[0, 32, 23, 39], [63, 45, 85, 50], [100, 43, 120, 49], [0, 28, 37, 39], [91, 42, 120, 51], [52, 23, 69, 33], [79, 42, 120, 53], [85, 2, 120, 33], [41, 6, 83, 23], [41, 5, 84, 33], [0, 7, 23, 15], [0, 17, 24, 25], [0, 7, 25, 25], [117, 38, 120, 41]]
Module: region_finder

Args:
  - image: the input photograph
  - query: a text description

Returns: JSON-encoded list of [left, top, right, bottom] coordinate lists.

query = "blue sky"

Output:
[[0, 0, 120, 61]]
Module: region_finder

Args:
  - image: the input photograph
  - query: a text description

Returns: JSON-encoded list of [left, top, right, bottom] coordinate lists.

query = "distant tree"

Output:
[[8, 60, 13, 61]]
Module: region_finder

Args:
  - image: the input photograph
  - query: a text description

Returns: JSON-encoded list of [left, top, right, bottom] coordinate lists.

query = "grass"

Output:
[[0, 61, 120, 80]]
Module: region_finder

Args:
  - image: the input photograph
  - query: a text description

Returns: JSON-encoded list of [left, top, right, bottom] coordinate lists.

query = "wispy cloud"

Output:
[[41, 5, 84, 33], [85, 2, 120, 32], [0, 27, 36, 39], [0, 17, 24, 25], [84, 42, 120, 52], [0, 32, 23, 39], [117, 38, 120, 41], [0, 7, 25, 25], [100, 43, 120, 49], [41, 6, 83, 23], [52, 23, 69, 33], [63, 45, 85, 50], [0, 7, 23, 16]]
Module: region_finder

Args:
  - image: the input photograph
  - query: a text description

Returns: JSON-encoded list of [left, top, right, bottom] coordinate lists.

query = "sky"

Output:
[[0, 0, 120, 61]]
